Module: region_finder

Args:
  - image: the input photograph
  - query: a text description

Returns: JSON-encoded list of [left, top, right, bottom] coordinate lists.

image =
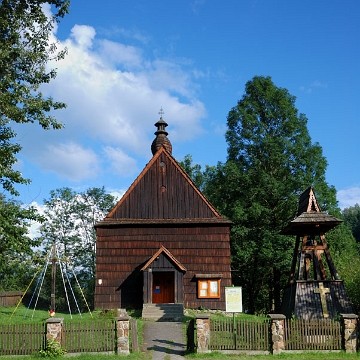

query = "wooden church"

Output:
[[281, 187, 354, 319], [94, 113, 232, 314]]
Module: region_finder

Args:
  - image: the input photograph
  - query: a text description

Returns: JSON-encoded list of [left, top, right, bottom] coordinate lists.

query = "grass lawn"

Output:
[[0, 304, 114, 323], [0, 354, 151, 360], [186, 353, 360, 360]]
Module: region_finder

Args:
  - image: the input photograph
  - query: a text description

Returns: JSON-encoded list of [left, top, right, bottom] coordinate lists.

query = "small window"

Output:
[[198, 279, 220, 298]]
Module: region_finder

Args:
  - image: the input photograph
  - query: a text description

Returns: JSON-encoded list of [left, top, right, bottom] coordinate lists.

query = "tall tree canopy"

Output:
[[0, 0, 69, 291], [203, 76, 339, 313], [0, 0, 69, 195], [0, 194, 42, 291], [342, 204, 360, 243], [178, 154, 205, 190]]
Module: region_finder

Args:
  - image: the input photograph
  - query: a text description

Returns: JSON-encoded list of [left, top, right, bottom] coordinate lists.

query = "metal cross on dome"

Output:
[[158, 107, 165, 118]]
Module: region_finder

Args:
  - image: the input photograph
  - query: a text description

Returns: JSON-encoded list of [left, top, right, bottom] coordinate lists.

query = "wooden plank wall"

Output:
[[95, 224, 231, 309], [0, 292, 23, 307]]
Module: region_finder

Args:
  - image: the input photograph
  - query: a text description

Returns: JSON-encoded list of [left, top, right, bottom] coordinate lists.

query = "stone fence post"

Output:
[[341, 313, 358, 353], [46, 318, 64, 346], [116, 315, 130, 355], [268, 314, 286, 355], [196, 314, 211, 353]]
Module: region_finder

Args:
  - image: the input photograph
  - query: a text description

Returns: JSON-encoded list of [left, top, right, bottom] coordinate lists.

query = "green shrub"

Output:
[[38, 337, 67, 358]]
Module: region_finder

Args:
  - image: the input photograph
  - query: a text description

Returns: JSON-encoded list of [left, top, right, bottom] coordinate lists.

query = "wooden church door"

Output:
[[152, 272, 175, 303]]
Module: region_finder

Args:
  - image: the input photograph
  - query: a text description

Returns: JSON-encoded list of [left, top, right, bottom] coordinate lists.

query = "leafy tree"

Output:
[[37, 187, 116, 310], [327, 204, 360, 312], [342, 204, 360, 243], [0, 119, 27, 195], [178, 154, 205, 190], [0, 194, 43, 291], [0, 0, 69, 195], [335, 251, 360, 313], [39, 187, 78, 261], [71, 187, 116, 284], [0, 0, 69, 290], [204, 76, 338, 313]]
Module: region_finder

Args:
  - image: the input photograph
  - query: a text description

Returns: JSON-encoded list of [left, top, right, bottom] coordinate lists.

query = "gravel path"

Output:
[[141, 321, 186, 360]]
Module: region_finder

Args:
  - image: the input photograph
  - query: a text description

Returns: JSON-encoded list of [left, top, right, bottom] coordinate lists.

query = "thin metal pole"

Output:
[[233, 312, 236, 349], [51, 243, 56, 311]]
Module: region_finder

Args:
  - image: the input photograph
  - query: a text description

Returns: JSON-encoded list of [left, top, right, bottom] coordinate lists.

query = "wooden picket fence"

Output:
[[0, 320, 116, 355], [0, 317, 345, 355], [284, 318, 342, 350], [0, 323, 46, 355], [210, 318, 270, 351], [62, 320, 116, 353], [206, 317, 342, 352]]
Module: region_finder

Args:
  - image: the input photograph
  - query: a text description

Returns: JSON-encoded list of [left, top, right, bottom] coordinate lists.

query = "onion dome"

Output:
[[151, 108, 172, 155]]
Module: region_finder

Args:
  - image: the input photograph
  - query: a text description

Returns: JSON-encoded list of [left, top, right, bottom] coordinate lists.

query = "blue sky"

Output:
[[15, 0, 359, 214]]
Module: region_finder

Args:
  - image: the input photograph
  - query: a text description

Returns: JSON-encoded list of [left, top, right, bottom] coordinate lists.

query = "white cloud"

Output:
[[39, 142, 100, 181], [300, 80, 328, 94], [98, 39, 143, 69], [337, 186, 360, 209], [70, 24, 96, 49], [310, 80, 328, 88], [107, 188, 125, 202], [103, 146, 138, 176], [15, 21, 206, 183], [144, 59, 197, 98], [191, 0, 206, 14]]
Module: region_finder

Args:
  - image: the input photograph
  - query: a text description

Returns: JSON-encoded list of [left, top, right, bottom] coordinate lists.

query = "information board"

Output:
[[225, 287, 243, 313]]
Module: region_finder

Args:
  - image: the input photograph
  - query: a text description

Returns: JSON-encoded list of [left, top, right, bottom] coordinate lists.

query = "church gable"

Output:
[[141, 246, 187, 272], [107, 147, 221, 220]]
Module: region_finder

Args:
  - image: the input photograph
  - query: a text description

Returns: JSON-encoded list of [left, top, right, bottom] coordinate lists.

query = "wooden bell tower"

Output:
[[280, 187, 354, 319]]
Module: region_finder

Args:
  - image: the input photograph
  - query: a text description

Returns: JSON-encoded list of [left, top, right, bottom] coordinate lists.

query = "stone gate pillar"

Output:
[[46, 318, 64, 346], [116, 315, 130, 355], [268, 314, 286, 355], [341, 314, 358, 353], [196, 314, 210, 353]]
